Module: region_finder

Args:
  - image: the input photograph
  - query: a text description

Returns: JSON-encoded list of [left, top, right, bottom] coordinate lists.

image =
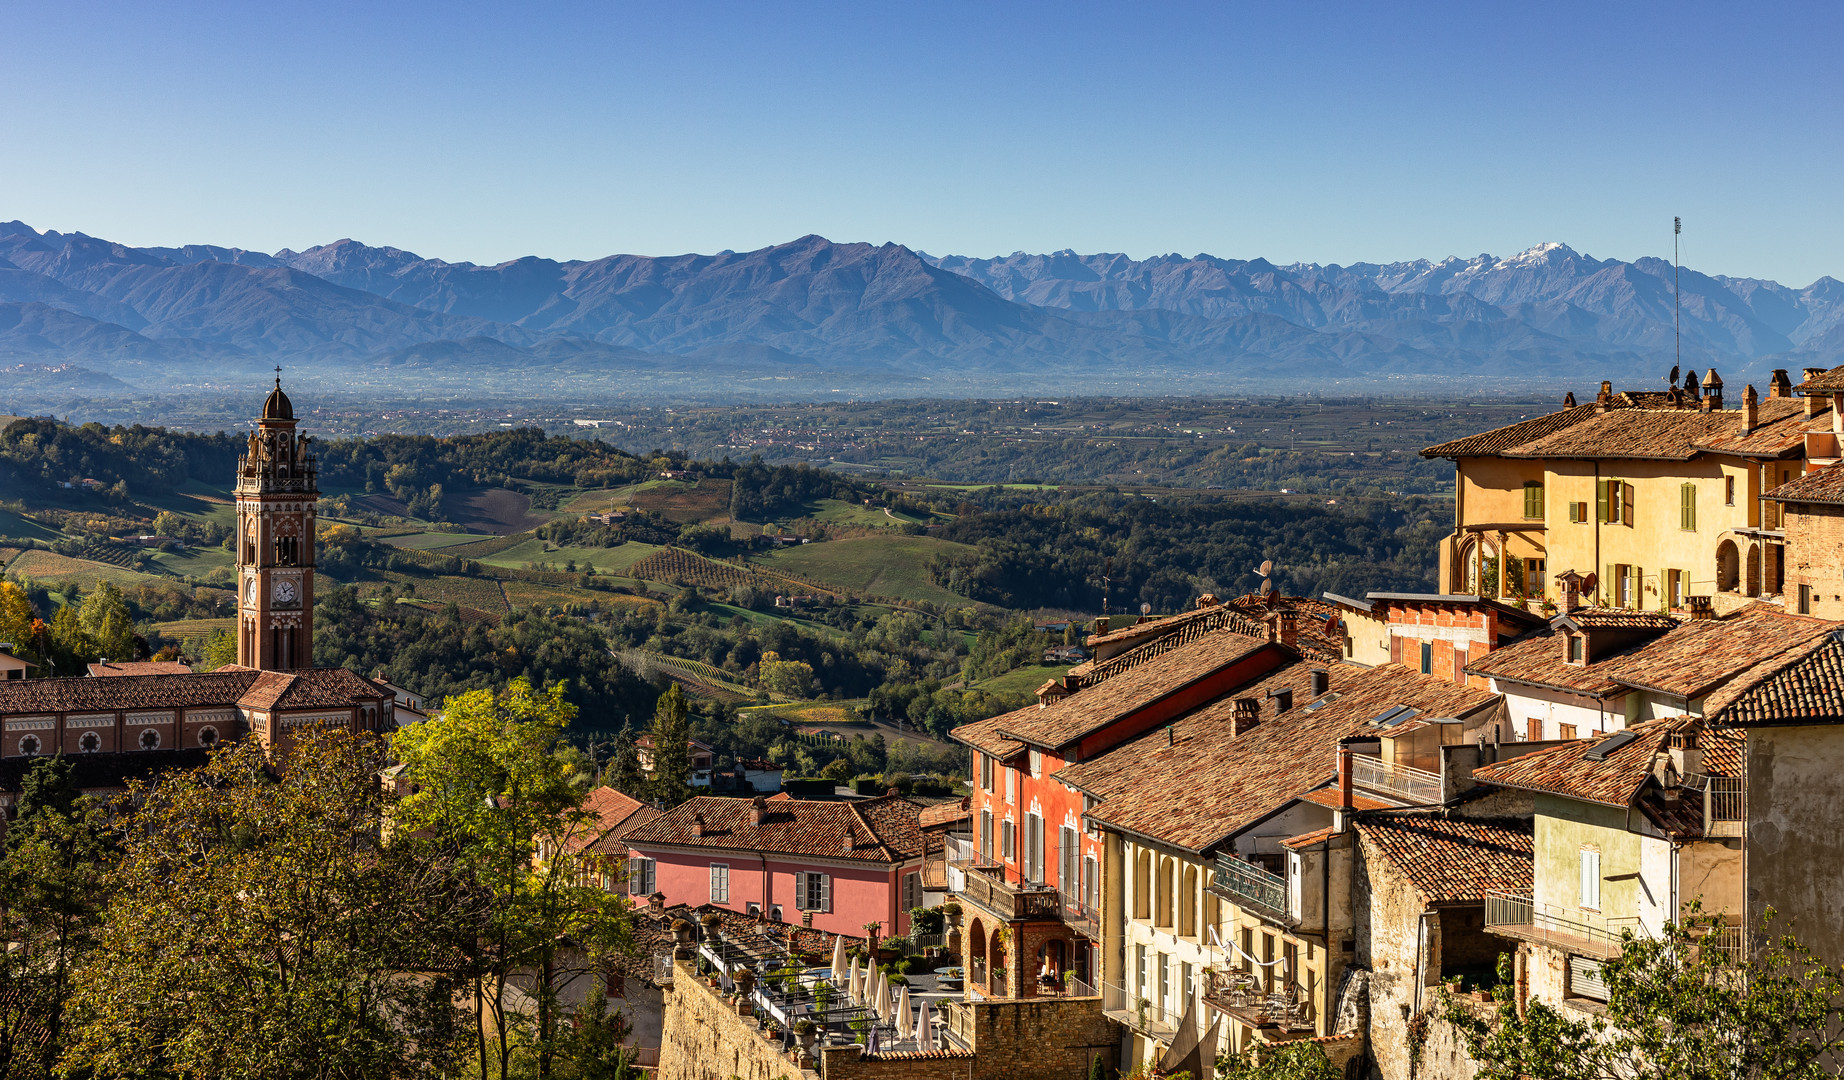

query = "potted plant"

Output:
[[735, 967, 758, 995], [794, 1017, 818, 1048], [671, 918, 694, 946], [700, 911, 724, 934], [942, 901, 962, 929]]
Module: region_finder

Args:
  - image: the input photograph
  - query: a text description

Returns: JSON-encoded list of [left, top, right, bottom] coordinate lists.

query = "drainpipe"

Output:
[[1594, 462, 1602, 605]]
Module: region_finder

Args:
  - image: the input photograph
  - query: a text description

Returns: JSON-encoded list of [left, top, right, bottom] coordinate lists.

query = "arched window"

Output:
[[79, 731, 102, 753], [1180, 864, 1198, 937], [1134, 850, 1152, 921], [1155, 856, 1173, 928], [139, 729, 161, 750]]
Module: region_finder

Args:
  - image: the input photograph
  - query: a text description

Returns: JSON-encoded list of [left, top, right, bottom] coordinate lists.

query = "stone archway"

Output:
[[1716, 539, 1740, 592], [990, 927, 1010, 997]]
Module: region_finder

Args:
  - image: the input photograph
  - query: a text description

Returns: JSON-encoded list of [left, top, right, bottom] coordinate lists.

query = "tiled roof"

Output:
[[1064, 662, 1497, 852], [1295, 785, 1394, 812], [1420, 404, 1602, 459], [0, 670, 259, 714], [1706, 631, 1844, 726], [88, 661, 194, 677], [1502, 407, 1746, 461], [576, 785, 662, 854], [918, 797, 971, 830], [623, 793, 925, 863], [1086, 604, 1255, 647], [1599, 605, 1836, 700], [956, 631, 1273, 754], [239, 668, 388, 711], [1795, 365, 1844, 392], [1765, 463, 1844, 506], [1472, 716, 1739, 807], [1354, 812, 1534, 903], [1464, 631, 1628, 697], [1280, 826, 1340, 850], [1691, 398, 1826, 456], [1555, 609, 1679, 632]]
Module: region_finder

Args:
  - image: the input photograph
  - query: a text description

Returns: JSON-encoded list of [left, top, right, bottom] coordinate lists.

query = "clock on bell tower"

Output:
[[235, 372, 318, 671]]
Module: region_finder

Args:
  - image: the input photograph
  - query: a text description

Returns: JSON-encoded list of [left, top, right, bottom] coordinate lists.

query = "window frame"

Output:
[[1523, 481, 1545, 520], [709, 862, 730, 904], [1579, 847, 1602, 910], [628, 856, 655, 897]]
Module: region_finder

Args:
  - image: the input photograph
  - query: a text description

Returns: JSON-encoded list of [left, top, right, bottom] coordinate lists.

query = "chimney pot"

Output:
[[1338, 745, 1355, 810], [843, 826, 856, 853], [1232, 697, 1260, 735], [1277, 610, 1299, 649], [692, 814, 706, 838], [751, 796, 767, 825], [1702, 369, 1724, 411], [1309, 669, 1330, 697], [1742, 383, 1758, 434], [1093, 616, 1110, 636], [1563, 391, 1577, 408], [1770, 369, 1793, 399], [1270, 687, 1294, 713]]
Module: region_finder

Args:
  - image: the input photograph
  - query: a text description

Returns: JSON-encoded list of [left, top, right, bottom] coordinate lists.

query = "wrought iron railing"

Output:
[[1211, 854, 1290, 920], [1100, 980, 1182, 1038], [1351, 754, 1443, 804], [1484, 891, 1640, 956]]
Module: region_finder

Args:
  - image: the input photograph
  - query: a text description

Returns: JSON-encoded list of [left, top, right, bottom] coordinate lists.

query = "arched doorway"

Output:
[[1716, 540, 1740, 592], [989, 927, 1010, 997], [968, 917, 987, 991]]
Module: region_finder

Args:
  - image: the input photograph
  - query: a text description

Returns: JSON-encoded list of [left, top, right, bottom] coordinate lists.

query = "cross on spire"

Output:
[[274, 365, 283, 388]]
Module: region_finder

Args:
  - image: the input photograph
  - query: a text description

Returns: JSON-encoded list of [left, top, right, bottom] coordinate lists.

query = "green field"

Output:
[[803, 499, 928, 528], [755, 535, 976, 606], [477, 539, 661, 574], [973, 664, 1072, 697], [382, 530, 500, 550], [148, 545, 235, 578], [0, 507, 60, 542]]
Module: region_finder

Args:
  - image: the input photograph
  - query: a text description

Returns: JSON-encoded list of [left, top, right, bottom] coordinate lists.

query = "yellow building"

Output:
[[1423, 371, 1828, 612]]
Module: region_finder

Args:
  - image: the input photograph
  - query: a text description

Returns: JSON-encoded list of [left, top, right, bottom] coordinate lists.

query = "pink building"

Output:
[[621, 793, 928, 938]]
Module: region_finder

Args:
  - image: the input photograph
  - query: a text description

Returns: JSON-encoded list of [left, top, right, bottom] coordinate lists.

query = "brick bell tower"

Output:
[[235, 371, 318, 670]]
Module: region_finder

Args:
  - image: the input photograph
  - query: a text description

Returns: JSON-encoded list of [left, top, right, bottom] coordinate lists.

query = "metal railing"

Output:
[[969, 957, 988, 989], [1065, 894, 1102, 939], [1485, 891, 1641, 957], [1351, 754, 1443, 804], [1100, 980, 1183, 1038], [1211, 854, 1290, 920]]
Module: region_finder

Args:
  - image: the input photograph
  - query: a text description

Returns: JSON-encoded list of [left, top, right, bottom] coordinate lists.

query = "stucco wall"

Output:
[[1531, 796, 1641, 926], [632, 847, 909, 937], [1746, 724, 1844, 964], [1497, 683, 1622, 741]]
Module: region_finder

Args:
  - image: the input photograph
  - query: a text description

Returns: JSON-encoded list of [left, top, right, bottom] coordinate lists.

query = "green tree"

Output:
[[1214, 1041, 1340, 1080], [200, 626, 239, 670], [1443, 907, 1844, 1080], [0, 760, 110, 1080], [550, 983, 641, 1080], [607, 724, 646, 798], [76, 581, 133, 662], [645, 685, 693, 808], [392, 679, 635, 1080], [60, 731, 475, 1080]]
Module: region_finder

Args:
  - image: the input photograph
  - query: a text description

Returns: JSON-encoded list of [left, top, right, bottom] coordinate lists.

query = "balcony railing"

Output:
[[941, 1000, 975, 1050], [1210, 854, 1291, 921], [1485, 890, 1641, 959], [970, 957, 988, 989], [1100, 980, 1183, 1040], [957, 867, 1063, 921], [1065, 894, 1102, 940], [1203, 968, 1315, 1032], [1351, 754, 1443, 804]]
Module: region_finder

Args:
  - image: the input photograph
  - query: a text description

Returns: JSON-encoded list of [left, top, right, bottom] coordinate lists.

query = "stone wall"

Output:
[[958, 996, 1116, 1080], [657, 960, 812, 1080]]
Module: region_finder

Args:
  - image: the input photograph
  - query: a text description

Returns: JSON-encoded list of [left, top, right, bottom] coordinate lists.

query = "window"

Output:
[[1800, 583, 1813, 615], [1157, 951, 1171, 1009], [980, 754, 994, 791], [1024, 813, 1045, 883], [628, 857, 655, 896], [1523, 481, 1545, 520], [795, 871, 832, 912], [1598, 480, 1633, 525], [1680, 483, 1698, 531], [79, 731, 102, 753], [1725, 475, 1736, 506], [1569, 956, 1610, 1002], [1667, 569, 1685, 609], [1005, 767, 1015, 804], [18, 734, 40, 756], [1083, 855, 1100, 910], [1570, 500, 1589, 524], [1137, 944, 1149, 997], [747, 902, 762, 916], [902, 871, 922, 912], [1567, 634, 1583, 663], [1419, 641, 1433, 675], [1001, 819, 1015, 860], [1527, 718, 1543, 742], [1028, 749, 1043, 778], [709, 863, 730, 904], [1559, 723, 1577, 741], [198, 726, 219, 748], [770, 905, 783, 922], [1526, 558, 1546, 595], [980, 810, 993, 859], [1059, 826, 1079, 897], [138, 729, 160, 750], [1579, 848, 1601, 909], [1182, 961, 1196, 1011]]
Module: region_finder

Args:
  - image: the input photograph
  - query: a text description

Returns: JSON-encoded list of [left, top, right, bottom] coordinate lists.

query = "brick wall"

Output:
[[959, 996, 1116, 1080], [1783, 504, 1844, 619]]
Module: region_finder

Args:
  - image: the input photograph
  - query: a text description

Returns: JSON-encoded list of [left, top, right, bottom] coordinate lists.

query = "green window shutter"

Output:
[[1681, 483, 1697, 531], [1597, 481, 1611, 523], [1524, 482, 1544, 519], [1622, 482, 1635, 526], [1605, 563, 1616, 605]]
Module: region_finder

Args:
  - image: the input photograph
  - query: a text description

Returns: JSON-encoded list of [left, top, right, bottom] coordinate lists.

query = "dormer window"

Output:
[[1567, 634, 1584, 664]]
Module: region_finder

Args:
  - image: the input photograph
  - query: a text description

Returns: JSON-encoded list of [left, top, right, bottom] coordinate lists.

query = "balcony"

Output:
[[1100, 980, 1184, 1041], [1209, 854, 1292, 924], [1351, 754, 1443, 804], [1484, 890, 1640, 960], [1202, 968, 1316, 1034], [1679, 773, 1745, 837], [957, 866, 1063, 922], [1064, 895, 1102, 941]]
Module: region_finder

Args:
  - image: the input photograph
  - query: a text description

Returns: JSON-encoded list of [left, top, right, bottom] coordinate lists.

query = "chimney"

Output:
[[1668, 729, 1703, 778], [1559, 574, 1583, 614], [1195, 593, 1221, 609], [1742, 383, 1758, 434], [692, 814, 706, 838], [648, 892, 665, 912], [843, 826, 856, 854], [751, 795, 767, 825], [1770, 369, 1793, 398], [1309, 669, 1330, 697], [1562, 391, 1577, 408], [1684, 370, 1700, 400], [1701, 369, 1723, 411], [1269, 687, 1295, 714], [1231, 697, 1260, 735], [1595, 380, 1614, 412], [1338, 744, 1355, 810], [1686, 595, 1714, 621], [1277, 610, 1299, 649], [1092, 615, 1110, 636]]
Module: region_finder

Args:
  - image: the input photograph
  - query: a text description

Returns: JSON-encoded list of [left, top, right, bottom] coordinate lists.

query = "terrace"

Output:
[[1208, 853, 1292, 925]]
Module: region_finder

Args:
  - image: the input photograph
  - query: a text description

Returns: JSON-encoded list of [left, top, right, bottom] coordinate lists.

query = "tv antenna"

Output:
[[1674, 217, 1682, 379], [1101, 558, 1112, 619]]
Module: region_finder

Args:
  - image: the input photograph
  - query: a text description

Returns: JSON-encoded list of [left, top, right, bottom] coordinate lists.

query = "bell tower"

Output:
[[235, 371, 318, 670]]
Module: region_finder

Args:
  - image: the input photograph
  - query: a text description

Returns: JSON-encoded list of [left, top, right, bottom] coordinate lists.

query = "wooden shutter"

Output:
[[1681, 483, 1696, 531], [1453, 645, 1468, 684], [1633, 567, 1643, 610], [819, 874, 832, 913], [794, 871, 809, 910], [1597, 480, 1611, 523], [1524, 482, 1543, 519], [1622, 482, 1635, 525]]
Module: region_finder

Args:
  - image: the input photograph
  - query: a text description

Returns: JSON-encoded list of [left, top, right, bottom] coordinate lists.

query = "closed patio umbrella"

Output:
[[830, 935, 848, 985], [913, 1000, 933, 1049], [894, 983, 913, 1041]]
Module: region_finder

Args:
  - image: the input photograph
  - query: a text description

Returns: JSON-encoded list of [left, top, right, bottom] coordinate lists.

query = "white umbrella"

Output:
[[874, 972, 892, 1020], [913, 999, 933, 1049], [830, 935, 848, 984], [894, 983, 913, 1041], [847, 957, 863, 1005]]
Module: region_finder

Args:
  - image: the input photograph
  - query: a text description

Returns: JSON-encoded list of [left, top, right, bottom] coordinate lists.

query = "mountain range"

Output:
[[3, 219, 1841, 398]]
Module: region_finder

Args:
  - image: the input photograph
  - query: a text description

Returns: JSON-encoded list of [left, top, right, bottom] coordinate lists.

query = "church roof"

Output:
[[262, 383, 294, 421]]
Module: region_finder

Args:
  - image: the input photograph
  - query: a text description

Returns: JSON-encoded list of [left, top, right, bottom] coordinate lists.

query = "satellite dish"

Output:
[[1140, 602, 1153, 615], [1252, 559, 1273, 578], [1583, 572, 1599, 592], [1259, 578, 1274, 597]]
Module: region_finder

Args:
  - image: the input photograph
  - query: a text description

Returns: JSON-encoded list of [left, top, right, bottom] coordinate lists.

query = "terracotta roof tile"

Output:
[[0, 670, 259, 714], [1472, 716, 1739, 806], [1464, 631, 1628, 697], [1555, 609, 1679, 632], [238, 668, 388, 711], [623, 793, 925, 863], [87, 661, 194, 677], [1354, 813, 1533, 903], [955, 631, 1274, 754], [1692, 398, 1827, 456], [1063, 663, 1497, 852], [1766, 463, 1844, 506], [1598, 605, 1836, 699], [918, 797, 971, 830], [1501, 407, 1746, 461], [1796, 366, 1844, 392], [1421, 404, 1603, 459], [1295, 786, 1394, 812], [1706, 630, 1844, 726], [575, 786, 662, 854]]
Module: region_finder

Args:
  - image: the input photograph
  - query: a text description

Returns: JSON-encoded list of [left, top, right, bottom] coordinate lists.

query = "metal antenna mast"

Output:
[[1674, 217, 1682, 375]]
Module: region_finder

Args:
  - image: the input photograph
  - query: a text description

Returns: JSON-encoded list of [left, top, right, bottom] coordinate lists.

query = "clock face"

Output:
[[273, 579, 297, 605], [245, 577, 258, 605]]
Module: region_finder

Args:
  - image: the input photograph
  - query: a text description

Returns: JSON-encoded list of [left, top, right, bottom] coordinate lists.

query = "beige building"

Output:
[[1423, 372, 1825, 612]]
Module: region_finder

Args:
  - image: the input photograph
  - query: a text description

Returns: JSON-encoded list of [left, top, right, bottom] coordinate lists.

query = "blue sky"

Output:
[[5, 1, 1842, 283]]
